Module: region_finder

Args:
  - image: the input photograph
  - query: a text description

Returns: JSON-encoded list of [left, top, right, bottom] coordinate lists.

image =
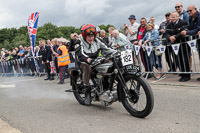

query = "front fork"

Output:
[[115, 67, 132, 100], [112, 58, 131, 99]]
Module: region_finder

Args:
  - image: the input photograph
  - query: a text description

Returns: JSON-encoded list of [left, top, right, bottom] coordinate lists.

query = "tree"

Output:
[[0, 28, 10, 44], [58, 26, 81, 40], [0, 23, 117, 50], [98, 24, 116, 33], [37, 22, 62, 41], [11, 34, 28, 48], [2, 40, 11, 50]]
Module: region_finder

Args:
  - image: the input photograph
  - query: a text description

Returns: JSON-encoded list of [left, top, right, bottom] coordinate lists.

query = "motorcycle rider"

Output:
[[75, 24, 116, 106]]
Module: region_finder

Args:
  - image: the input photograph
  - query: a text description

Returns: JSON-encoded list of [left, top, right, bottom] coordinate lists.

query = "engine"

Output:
[[99, 89, 118, 106]]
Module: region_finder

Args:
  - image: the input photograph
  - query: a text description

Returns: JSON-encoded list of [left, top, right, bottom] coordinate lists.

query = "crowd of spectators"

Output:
[[0, 45, 34, 62], [1, 2, 200, 83]]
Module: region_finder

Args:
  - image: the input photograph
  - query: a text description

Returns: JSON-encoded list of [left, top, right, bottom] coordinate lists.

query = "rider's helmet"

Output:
[[81, 24, 97, 40]]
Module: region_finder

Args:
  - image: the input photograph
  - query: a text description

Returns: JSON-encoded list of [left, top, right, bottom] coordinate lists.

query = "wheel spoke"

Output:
[[125, 79, 147, 111], [120, 75, 154, 118], [129, 79, 136, 89]]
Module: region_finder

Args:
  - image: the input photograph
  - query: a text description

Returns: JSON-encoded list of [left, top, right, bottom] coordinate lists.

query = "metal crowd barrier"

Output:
[[0, 56, 46, 77], [133, 34, 200, 78]]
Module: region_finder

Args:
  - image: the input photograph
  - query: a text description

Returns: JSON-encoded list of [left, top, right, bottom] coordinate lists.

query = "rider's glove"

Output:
[[89, 57, 105, 67]]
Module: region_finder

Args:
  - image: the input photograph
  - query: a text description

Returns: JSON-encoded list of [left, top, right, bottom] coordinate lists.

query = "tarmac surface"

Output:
[[0, 74, 200, 133]]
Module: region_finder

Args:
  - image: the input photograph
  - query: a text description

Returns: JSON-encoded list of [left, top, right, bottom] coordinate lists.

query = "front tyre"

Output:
[[118, 75, 154, 118]]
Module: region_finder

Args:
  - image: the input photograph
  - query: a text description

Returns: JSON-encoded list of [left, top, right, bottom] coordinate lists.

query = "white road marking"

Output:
[[2, 78, 37, 84], [150, 77, 166, 84], [0, 84, 15, 88]]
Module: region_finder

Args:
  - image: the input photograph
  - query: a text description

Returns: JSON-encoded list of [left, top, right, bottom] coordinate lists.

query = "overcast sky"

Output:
[[0, 0, 199, 29]]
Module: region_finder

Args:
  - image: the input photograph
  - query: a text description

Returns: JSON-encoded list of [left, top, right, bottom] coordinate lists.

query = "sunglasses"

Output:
[[85, 27, 96, 34], [175, 6, 182, 9], [187, 10, 193, 13]]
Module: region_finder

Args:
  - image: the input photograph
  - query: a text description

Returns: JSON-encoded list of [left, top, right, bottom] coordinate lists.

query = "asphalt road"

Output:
[[0, 76, 200, 133]]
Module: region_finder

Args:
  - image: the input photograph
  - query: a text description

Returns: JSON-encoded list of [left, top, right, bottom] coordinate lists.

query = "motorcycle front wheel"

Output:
[[118, 75, 154, 118]]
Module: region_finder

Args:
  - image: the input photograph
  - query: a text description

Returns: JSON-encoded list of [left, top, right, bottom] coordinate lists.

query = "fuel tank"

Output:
[[94, 62, 113, 74]]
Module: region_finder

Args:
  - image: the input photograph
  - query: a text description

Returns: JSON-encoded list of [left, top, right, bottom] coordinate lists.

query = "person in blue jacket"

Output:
[[175, 2, 190, 24], [138, 22, 164, 79]]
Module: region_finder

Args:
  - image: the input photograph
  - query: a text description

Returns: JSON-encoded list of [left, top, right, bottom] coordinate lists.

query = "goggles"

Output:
[[85, 27, 96, 35]]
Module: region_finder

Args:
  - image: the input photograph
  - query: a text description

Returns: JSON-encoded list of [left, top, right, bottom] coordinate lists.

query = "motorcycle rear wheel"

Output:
[[72, 78, 86, 105]]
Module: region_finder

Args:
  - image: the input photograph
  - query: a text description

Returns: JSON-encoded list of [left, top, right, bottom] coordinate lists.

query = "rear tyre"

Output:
[[71, 77, 85, 105]]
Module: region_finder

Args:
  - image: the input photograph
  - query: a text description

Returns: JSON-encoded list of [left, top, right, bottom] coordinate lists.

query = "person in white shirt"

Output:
[[108, 27, 115, 46], [112, 29, 133, 51], [149, 17, 159, 30], [123, 15, 139, 43]]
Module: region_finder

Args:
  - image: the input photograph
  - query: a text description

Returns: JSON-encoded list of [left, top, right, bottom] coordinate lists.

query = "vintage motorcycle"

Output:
[[68, 50, 154, 118]]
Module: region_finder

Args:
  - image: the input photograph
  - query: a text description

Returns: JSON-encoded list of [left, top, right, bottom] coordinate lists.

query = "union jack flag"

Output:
[[28, 12, 40, 55], [28, 12, 40, 73], [50, 61, 56, 74]]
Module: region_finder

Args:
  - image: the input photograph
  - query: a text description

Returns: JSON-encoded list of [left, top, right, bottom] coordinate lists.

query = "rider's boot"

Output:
[[84, 86, 91, 106]]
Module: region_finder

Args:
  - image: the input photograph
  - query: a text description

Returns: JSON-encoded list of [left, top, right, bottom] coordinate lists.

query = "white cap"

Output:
[[58, 37, 67, 43]]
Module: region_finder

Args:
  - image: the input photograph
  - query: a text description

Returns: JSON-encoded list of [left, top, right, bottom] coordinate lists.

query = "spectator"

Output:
[[67, 33, 81, 52], [112, 29, 132, 51], [1, 50, 5, 61], [134, 18, 153, 78], [175, 2, 189, 24], [24, 47, 30, 58], [39, 40, 54, 80], [18, 45, 25, 60], [159, 12, 171, 36], [165, 11, 190, 82], [123, 15, 139, 43], [175, 2, 191, 69], [1, 48, 5, 55], [47, 39, 52, 47], [21, 47, 30, 75], [149, 17, 159, 30], [96, 27, 101, 38], [12, 50, 18, 60], [108, 27, 115, 46], [180, 5, 200, 81], [56, 37, 71, 84], [159, 12, 177, 72], [134, 18, 148, 44], [4, 50, 9, 60], [6, 51, 12, 61], [100, 30, 110, 47], [199, 30, 200, 57], [138, 22, 164, 78], [51, 38, 59, 54], [51, 38, 59, 74], [70, 33, 79, 40], [35, 46, 41, 57], [15, 47, 19, 54]]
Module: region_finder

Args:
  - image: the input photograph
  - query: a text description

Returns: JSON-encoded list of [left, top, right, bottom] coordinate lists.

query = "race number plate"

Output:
[[121, 50, 133, 66]]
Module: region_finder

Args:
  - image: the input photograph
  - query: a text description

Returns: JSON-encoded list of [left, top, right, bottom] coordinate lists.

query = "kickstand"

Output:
[[65, 89, 74, 92]]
